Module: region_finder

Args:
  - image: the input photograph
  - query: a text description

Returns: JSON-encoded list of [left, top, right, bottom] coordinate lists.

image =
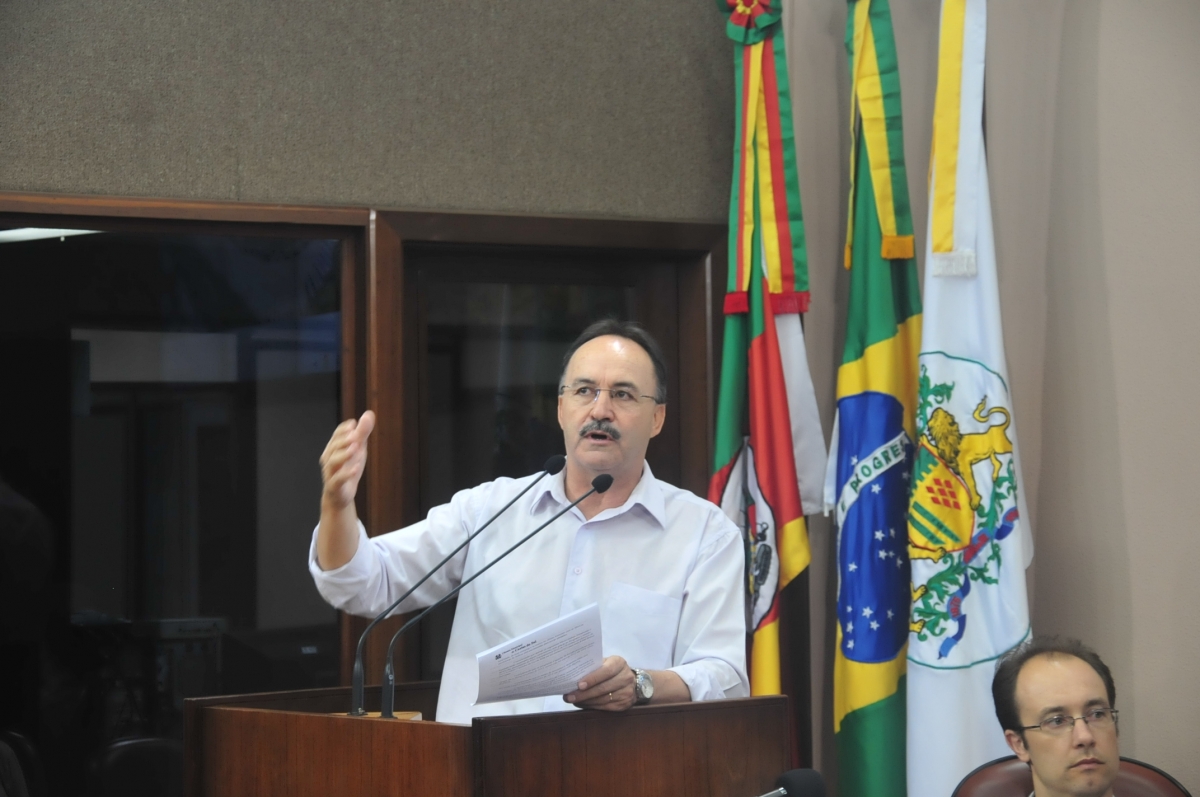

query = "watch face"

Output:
[[636, 670, 654, 700]]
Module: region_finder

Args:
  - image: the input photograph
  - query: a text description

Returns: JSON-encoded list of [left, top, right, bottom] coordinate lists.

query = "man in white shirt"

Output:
[[310, 320, 749, 723], [992, 637, 1120, 797]]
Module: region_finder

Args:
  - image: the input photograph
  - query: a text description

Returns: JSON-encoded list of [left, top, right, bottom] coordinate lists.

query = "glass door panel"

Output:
[[0, 228, 345, 792]]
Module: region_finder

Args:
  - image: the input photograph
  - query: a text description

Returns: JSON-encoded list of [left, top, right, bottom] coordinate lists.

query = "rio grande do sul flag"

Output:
[[905, 2, 1033, 796], [711, 0, 827, 699], [824, 0, 920, 794]]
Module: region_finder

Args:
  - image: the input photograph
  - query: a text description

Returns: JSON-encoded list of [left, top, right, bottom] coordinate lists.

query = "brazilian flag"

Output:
[[828, 0, 922, 794]]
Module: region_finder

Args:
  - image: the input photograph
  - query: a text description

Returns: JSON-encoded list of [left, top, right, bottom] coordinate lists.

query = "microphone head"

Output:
[[591, 474, 615, 493], [543, 454, 567, 475], [776, 769, 826, 797]]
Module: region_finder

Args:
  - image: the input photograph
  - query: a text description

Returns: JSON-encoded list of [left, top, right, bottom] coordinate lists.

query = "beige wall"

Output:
[[1038, 0, 1200, 788], [787, 0, 1200, 793], [0, 0, 733, 221]]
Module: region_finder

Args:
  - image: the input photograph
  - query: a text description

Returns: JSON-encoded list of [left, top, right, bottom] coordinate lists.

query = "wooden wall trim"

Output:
[[380, 210, 724, 251], [677, 252, 717, 497], [356, 210, 423, 683], [0, 192, 725, 250], [0, 191, 371, 227]]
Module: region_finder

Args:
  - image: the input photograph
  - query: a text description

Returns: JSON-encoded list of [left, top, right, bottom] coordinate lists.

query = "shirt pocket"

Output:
[[601, 581, 683, 670]]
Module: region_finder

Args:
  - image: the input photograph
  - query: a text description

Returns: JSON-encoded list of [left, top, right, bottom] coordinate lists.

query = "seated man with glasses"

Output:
[[310, 319, 749, 723], [992, 637, 1120, 797]]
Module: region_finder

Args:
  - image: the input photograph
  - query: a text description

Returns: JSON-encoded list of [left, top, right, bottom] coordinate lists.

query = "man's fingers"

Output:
[[571, 681, 636, 712], [571, 672, 632, 703], [324, 454, 366, 497], [565, 656, 633, 705], [322, 443, 363, 478], [320, 418, 360, 464], [324, 412, 375, 452], [578, 696, 631, 711], [576, 656, 627, 691], [320, 412, 375, 505], [352, 411, 376, 443], [324, 455, 364, 487], [322, 411, 374, 468]]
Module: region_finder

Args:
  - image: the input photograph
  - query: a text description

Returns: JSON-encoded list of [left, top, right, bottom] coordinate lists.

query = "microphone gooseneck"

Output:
[[348, 455, 566, 716], [379, 472, 614, 717]]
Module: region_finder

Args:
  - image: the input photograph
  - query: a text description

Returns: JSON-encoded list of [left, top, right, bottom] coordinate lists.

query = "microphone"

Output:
[[755, 769, 826, 797], [378, 472, 615, 718], [348, 454, 566, 716]]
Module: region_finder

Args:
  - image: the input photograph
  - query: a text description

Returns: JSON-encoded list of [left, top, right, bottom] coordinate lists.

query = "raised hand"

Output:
[[320, 411, 376, 510]]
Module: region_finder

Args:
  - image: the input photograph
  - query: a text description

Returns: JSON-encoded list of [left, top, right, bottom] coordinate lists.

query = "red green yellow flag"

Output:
[[720, 0, 809, 316], [711, 0, 827, 700]]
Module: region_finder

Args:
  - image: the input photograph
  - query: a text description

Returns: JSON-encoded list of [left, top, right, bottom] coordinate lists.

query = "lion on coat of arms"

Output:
[[926, 397, 1013, 510]]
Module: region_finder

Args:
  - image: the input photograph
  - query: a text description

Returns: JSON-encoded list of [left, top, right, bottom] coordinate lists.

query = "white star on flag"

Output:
[[887, 609, 894, 619], [848, 640, 855, 650], [870, 621, 879, 630], [879, 549, 888, 559], [862, 606, 874, 618], [874, 530, 885, 541], [871, 483, 882, 494], [847, 621, 854, 633], [848, 562, 858, 572]]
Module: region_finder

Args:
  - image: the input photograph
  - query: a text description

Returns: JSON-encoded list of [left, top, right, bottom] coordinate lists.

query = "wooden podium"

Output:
[[184, 681, 789, 796]]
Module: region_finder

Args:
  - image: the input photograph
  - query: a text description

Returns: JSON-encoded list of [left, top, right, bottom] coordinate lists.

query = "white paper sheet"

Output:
[[474, 603, 603, 705]]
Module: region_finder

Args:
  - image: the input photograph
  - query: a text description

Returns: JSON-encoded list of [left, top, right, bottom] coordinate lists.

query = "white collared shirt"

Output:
[[309, 462, 749, 724]]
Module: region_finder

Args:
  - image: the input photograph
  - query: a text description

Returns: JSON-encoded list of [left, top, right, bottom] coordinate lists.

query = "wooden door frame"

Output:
[[0, 192, 728, 685]]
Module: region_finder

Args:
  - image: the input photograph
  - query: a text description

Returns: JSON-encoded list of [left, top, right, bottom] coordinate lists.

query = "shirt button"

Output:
[[573, 567, 582, 575]]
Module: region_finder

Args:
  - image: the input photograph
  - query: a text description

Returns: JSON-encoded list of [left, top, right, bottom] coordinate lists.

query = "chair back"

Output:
[[92, 737, 183, 797], [0, 731, 43, 797], [951, 756, 1031, 797], [1115, 758, 1193, 797], [952, 755, 1192, 797]]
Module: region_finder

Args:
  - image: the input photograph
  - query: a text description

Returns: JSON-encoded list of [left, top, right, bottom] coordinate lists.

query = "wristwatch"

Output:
[[632, 668, 654, 705]]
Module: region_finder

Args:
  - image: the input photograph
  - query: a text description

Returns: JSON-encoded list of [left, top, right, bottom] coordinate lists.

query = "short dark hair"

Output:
[[992, 636, 1117, 735], [559, 319, 668, 404]]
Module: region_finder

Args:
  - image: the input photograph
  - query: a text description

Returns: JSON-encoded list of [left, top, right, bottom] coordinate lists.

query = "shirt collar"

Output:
[[532, 460, 666, 529]]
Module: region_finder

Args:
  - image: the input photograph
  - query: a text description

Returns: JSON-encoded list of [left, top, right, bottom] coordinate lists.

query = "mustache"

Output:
[[580, 420, 621, 441]]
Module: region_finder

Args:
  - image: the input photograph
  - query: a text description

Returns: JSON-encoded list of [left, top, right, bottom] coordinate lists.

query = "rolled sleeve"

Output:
[[669, 513, 750, 701], [670, 659, 748, 702], [307, 520, 391, 616], [307, 485, 487, 618]]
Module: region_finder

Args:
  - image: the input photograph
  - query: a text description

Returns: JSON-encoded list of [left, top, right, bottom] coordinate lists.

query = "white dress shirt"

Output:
[[309, 462, 749, 724]]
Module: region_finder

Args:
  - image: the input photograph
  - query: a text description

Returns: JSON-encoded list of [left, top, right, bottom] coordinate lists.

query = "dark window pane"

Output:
[[0, 229, 341, 794], [423, 281, 635, 508]]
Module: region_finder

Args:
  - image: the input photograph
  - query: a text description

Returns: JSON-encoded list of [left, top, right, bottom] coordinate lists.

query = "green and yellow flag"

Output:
[[824, 0, 921, 793]]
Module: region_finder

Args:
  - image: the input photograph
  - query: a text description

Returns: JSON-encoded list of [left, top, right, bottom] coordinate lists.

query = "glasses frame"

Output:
[[558, 384, 659, 408], [1021, 707, 1119, 735]]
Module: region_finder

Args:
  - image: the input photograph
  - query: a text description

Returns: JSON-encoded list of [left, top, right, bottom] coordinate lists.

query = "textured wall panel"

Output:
[[0, 0, 734, 221]]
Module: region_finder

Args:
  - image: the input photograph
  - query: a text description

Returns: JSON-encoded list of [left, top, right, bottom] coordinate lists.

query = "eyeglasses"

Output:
[[1022, 708, 1119, 735], [559, 384, 658, 409]]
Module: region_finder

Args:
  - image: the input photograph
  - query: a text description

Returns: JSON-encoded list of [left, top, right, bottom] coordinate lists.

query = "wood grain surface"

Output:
[[472, 695, 789, 797], [187, 689, 787, 797]]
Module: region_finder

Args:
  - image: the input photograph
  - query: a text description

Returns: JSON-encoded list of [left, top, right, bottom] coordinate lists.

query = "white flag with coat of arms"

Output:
[[906, 1, 1034, 796]]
